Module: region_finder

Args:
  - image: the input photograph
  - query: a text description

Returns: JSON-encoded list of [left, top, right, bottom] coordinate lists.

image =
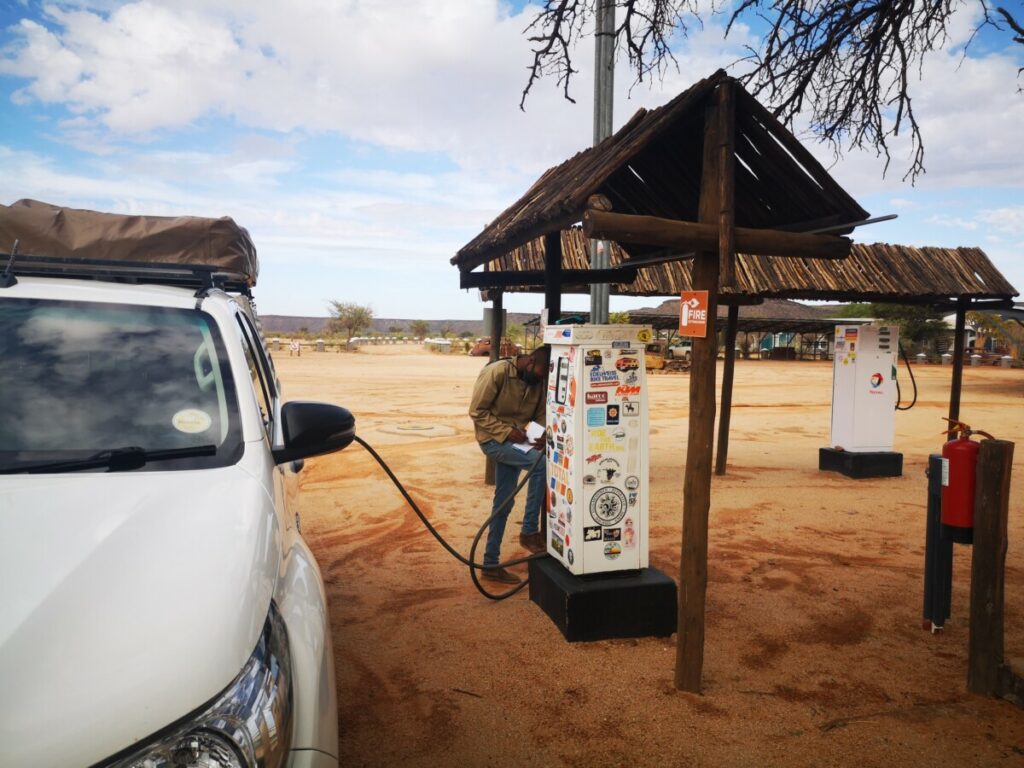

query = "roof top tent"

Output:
[[0, 199, 259, 292]]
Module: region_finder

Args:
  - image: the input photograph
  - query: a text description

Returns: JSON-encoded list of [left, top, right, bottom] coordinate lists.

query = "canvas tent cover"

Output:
[[0, 199, 259, 286]]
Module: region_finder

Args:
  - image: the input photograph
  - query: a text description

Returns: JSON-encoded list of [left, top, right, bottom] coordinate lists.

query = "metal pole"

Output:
[[590, 0, 614, 324]]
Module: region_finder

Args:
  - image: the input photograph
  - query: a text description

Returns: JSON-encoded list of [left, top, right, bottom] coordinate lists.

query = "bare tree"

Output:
[[521, 1, 1024, 180], [327, 301, 374, 346]]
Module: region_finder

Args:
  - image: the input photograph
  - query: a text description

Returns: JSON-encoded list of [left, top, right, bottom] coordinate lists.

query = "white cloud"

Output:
[[924, 214, 979, 230], [977, 206, 1024, 237], [0, 1, 757, 177]]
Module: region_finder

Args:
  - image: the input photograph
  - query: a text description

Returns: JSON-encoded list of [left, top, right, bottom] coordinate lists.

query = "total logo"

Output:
[[870, 372, 883, 388]]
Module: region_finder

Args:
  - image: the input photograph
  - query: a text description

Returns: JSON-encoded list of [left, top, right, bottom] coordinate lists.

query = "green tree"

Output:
[[327, 301, 374, 346], [388, 325, 404, 335], [609, 311, 631, 324], [408, 320, 431, 339], [439, 323, 455, 338], [966, 311, 1007, 352], [832, 303, 873, 318], [459, 330, 474, 339]]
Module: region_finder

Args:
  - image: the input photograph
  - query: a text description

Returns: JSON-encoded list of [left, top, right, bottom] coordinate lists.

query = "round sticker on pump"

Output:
[[172, 408, 212, 434]]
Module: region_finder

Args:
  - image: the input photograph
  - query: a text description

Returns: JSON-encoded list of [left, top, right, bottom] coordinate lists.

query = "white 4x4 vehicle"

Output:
[[0, 200, 349, 768]]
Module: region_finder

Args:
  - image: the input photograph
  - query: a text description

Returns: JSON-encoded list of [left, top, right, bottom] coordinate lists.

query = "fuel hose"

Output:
[[353, 436, 548, 601], [895, 341, 918, 411]]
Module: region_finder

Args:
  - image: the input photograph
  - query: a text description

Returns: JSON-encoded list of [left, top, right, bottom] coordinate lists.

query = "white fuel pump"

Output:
[[542, 324, 652, 575], [830, 325, 899, 452]]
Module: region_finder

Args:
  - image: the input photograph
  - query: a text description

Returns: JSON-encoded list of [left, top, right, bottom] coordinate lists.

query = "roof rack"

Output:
[[1, 253, 252, 295]]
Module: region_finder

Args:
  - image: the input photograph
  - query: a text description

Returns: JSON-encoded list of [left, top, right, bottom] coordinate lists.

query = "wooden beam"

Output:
[[676, 101, 722, 694], [717, 81, 736, 287], [582, 210, 852, 260], [949, 299, 967, 425], [544, 231, 563, 321], [968, 439, 1015, 696], [715, 305, 739, 475], [460, 266, 637, 290]]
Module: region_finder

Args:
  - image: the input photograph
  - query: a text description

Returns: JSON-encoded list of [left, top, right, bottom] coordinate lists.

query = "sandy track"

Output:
[[277, 345, 1024, 767]]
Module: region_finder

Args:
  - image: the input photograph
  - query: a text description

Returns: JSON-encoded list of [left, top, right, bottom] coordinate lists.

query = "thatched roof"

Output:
[[485, 227, 1017, 306], [453, 70, 868, 272]]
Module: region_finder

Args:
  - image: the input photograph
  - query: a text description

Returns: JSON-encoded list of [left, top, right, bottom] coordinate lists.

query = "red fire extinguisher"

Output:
[[940, 419, 993, 544]]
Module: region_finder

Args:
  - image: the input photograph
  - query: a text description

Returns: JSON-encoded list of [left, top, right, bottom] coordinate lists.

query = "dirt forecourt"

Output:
[[274, 344, 1024, 768]]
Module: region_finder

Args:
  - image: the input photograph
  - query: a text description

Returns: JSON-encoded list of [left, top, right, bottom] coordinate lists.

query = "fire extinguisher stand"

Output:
[[922, 454, 953, 632], [967, 439, 1023, 701]]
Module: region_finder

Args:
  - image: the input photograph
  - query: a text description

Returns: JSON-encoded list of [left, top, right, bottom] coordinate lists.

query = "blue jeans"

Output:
[[479, 440, 545, 566]]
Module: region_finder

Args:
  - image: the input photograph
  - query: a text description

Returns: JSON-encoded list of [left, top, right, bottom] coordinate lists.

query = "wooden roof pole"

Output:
[[716, 304, 740, 476], [484, 287, 504, 487], [544, 231, 563, 321], [715, 80, 737, 476], [676, 90, 723, 693], [949, 298, 968, 424], [718, 81, 736, 288]]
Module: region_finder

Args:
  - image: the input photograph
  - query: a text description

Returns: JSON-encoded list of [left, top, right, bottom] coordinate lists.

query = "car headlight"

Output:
[[109, 603, 292, 768]]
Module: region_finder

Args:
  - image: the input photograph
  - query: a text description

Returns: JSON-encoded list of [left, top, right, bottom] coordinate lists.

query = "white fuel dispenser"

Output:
[[542, 324, 652, 575], [830, 325, 899, 452]]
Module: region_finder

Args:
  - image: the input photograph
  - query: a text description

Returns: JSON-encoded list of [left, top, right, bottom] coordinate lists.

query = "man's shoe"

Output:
[[480, 566, 520, 585], [519, 532, 546, 554]]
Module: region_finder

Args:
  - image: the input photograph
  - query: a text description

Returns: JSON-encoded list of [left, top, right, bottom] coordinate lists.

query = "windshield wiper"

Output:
[[0, 444, 217, 474]]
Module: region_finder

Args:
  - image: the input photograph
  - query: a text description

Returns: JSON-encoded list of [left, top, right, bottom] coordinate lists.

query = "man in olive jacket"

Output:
[[468, 345, 550, 584]]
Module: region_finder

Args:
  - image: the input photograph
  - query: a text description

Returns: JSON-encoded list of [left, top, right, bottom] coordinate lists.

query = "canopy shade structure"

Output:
[[479, 227, 1018, 308], [453, 69, 868, 277]]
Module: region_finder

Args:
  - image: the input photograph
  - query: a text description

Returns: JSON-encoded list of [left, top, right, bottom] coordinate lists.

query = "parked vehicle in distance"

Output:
[[0, 199, 347, 768], [469, 337, 522, 357], [667, 340, 693, 361], [644, 341, 667, 370]]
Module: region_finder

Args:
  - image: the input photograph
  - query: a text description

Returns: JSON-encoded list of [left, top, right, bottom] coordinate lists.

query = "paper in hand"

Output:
[[513, 421, 545, 453]]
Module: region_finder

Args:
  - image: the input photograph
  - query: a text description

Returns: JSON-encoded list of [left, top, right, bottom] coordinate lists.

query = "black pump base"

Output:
[[819, 447, 903, 479], [528, 557, 677, 642]]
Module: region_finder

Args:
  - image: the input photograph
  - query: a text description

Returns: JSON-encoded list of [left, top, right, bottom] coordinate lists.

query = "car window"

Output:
[[0, 298, 244, 471], [235, 315, 274, 437]]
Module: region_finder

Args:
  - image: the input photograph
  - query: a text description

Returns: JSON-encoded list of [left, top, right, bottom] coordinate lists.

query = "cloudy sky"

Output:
[[1, 0, 1021, 320]]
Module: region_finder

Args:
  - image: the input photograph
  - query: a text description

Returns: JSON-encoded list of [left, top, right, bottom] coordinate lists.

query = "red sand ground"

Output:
[[276, 345, 1024, 767]]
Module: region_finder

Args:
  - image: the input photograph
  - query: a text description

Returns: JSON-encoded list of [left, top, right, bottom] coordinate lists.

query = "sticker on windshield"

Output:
[[172, 409, 213, 434]]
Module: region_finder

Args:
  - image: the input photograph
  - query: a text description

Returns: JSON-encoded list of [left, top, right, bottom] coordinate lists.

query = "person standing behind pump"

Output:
[[468, 345, 551, 584]]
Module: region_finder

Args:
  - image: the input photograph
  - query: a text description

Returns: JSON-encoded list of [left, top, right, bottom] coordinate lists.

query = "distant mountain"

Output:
[[259, 313, 537, 337]]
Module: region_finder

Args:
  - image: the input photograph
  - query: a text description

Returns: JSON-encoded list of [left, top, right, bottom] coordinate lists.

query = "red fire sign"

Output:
[[678, 291, 709, 338]]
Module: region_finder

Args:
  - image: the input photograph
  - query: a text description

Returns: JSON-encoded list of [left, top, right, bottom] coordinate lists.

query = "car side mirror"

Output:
[[273, 401, 355, 465]]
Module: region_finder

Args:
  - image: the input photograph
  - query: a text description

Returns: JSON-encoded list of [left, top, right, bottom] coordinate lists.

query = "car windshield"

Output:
[[0, 298, 243, 472]]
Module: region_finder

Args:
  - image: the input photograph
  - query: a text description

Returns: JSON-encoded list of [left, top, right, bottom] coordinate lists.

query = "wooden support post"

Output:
[[544, 231, 563, 322], [489, 290, 504, 363], [484, 290, 504, 486], [949, 299, 967, 424], [675, 97, 722, 693], [715, 305, 739, 476], [968, 439, 1015, 697], [717, 81, 736, 287]]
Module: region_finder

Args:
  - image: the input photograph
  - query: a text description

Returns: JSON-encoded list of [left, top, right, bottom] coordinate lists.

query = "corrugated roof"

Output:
[[453, 70, 868, 272], [486, 227, 1017, 304]]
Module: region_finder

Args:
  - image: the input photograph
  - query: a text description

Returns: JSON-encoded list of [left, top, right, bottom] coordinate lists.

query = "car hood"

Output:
[[0, 463, 280, 768]]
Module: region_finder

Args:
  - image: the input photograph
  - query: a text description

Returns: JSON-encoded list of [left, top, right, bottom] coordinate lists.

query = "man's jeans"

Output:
[[479, 439, 545, 566]]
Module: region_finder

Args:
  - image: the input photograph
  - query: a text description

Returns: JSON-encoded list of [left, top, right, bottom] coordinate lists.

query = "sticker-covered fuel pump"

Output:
[[543, 324, 652, 574]]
